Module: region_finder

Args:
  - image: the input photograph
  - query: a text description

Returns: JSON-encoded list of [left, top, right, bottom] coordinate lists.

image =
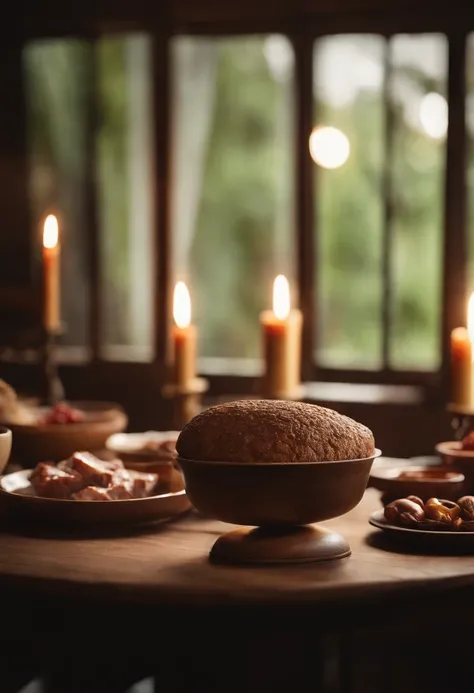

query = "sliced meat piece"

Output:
[[73, 486, 112, 501], [56, 459, 71, 472], [68, 452, 122, 487], [59, 455, 124, 474], [111, 467, 132, 486], [30, 463, 84, 499], [106, 484, 134, 500], [127, 470, 158, 498]]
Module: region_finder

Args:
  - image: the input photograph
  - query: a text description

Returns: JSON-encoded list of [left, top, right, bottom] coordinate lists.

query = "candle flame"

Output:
[[468, 292, 474, 345], [173, 281, 191, 329], [43, 215, 59, 249], [273, 275, 290, 320]]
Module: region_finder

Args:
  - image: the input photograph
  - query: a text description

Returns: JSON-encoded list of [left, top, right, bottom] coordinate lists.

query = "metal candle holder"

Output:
[[41, 327, 65, 406], [161, 377, 209, 430]]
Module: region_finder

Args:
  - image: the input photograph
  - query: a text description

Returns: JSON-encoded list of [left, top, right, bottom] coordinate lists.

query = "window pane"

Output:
[[24, 35, 154, 360], [24, 39, 90, 348], [313, 35, 385, 369], [389, 34, 446, 370], [171, 36, 295, 361], [97, 35, 154, 360], [466, 36, 474, 290]]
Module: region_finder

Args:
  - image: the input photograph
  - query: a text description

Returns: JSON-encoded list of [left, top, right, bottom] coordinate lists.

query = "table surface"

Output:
[[1, 486, 474, 607]]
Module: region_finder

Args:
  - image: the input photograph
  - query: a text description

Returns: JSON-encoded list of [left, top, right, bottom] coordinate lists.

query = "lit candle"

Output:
[[172, 281, 196, 387], [42, 215, 60, 332], [450, 292, 474, 408], [260, 275, 303, 398]]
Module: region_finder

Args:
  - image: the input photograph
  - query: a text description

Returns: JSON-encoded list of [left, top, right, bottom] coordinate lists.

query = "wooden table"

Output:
[[1, 489, 473, 692]]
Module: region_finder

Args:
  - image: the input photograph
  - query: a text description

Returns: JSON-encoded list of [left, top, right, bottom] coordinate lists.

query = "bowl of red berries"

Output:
[[7, 401, 128, 467], [436, 431, 474, 494]]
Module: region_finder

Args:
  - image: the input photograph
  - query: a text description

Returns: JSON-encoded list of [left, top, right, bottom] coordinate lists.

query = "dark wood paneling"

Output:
[[15, 0, 474, 39], [0, 37, 38, 347], [0, 39, 32, 285]]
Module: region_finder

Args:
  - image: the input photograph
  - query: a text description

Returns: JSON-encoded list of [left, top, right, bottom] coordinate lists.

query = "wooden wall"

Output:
[[18, 0, 474, 38]]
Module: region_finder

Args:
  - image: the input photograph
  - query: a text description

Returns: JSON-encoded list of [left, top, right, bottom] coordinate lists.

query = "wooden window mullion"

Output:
[[293, 33, 315, 381], [84, 40, 101, 360], [381, 37, 395, 370], [0, 36, 38, 347], [151, 32, 172, 371], [441, 32, 468, 397]]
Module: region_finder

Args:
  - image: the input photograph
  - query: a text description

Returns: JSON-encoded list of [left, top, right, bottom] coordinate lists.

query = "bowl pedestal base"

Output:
[[209, 524, 351, 565]]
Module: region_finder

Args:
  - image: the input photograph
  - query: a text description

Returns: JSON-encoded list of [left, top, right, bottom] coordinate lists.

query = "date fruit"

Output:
[[457, 496, 474, 521], [406, 495, 424, 509], [424, 498, 460, 524], [384, 498, 425, 526]]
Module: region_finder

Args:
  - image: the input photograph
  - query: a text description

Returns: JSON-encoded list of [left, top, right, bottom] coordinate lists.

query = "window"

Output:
[[313, 34, 385, 370], [171, 36, 295, 366], [24, 35, 154, 360], [24, 39, 91, 349], [15, 23, 470, 401], [468, 34, 474, 285], [313, 34, 447, 372]]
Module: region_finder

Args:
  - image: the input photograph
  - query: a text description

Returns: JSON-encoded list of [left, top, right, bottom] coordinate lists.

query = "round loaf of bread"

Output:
[[176, 399, 375, 464]]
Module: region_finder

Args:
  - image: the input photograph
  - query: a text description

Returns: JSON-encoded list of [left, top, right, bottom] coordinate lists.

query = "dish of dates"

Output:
[[370, 495, 474, 536]]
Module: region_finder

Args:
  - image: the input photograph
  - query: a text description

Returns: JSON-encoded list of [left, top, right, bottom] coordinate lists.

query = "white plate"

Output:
[[106, 430, 180, 458]]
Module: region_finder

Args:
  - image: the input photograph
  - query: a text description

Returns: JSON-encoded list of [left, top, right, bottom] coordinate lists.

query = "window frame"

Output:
[[5, 10, 473, 410]]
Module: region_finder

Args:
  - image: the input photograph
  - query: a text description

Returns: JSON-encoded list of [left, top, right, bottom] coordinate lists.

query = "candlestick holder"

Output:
[[447, 403, 474, 441], [41, 327, 65, 406], [161, 377, 209, 430]]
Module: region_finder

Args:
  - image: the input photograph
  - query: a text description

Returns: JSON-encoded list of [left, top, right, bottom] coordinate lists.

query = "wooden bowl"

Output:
[[0, 426, 12, 474], [436, 442, 474, 493], [9, 402, 128, 466], [370, 464, 466, 504], [178, 450, 381, 564]]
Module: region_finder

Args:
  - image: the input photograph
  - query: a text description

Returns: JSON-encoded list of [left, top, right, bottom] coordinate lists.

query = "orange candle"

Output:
[[260, 275, 302, 398], [42, 215, 60, 331], [450, 293, 474, 407], [172, 281, 196, 387]]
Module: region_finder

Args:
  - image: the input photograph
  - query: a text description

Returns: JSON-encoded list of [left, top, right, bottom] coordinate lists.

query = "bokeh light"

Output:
[[309, 126, 350, 169], [419, 92, 448, 140]]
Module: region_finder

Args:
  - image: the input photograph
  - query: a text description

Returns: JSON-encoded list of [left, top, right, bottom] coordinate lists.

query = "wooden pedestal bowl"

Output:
[[178, 449, 381, 565]]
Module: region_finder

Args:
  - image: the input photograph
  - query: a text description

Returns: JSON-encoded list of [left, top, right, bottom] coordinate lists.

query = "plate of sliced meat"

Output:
[[0, 451, 192, 526]]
